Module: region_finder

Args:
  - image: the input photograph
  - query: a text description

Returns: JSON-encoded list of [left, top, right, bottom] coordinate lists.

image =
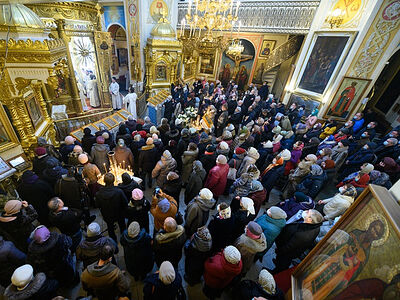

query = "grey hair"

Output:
[[309, 209, 324, 224], [48, 197, 61, 212]]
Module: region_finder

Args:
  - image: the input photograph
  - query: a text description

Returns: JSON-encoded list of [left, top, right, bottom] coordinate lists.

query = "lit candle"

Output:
[[103, 163, 107, 173], [123, 160, 125, 169], [235, 1, 240, 17]]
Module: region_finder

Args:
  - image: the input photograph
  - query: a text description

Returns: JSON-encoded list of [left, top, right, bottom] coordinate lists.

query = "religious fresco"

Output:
[[298, 35, 350, 95], [103, 5, 126, 29], [259, 39, 276, 57], [219, 39, 255, 90], [292, 186, 400, 300]]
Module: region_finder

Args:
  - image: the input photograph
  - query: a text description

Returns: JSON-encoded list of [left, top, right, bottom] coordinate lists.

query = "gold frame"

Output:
[[259, 39, 276, 57], [0, 105, 20, 153], [197, 52, 219, 79], [24, 91, 44, 130], [291, 185, 400, 299]]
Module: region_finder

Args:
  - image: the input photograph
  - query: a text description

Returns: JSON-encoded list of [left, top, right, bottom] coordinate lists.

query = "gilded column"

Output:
[[55, 19, 83, 115]]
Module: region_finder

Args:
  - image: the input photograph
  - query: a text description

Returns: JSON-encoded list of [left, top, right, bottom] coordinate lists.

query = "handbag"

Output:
[[227, 159, 237, 180]]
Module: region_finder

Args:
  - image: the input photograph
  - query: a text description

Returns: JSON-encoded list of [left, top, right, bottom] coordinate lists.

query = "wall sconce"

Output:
[[325, 8, 345, 29]]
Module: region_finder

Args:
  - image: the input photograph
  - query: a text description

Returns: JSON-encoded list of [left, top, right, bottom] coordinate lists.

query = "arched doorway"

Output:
[[108, 24, 129, 91]]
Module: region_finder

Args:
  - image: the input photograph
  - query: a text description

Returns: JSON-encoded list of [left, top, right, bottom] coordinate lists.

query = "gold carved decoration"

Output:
[[94, 31, 112, 108]]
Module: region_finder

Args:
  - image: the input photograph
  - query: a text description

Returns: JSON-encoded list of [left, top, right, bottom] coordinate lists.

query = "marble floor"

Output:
[[1, 178, 337, 300]]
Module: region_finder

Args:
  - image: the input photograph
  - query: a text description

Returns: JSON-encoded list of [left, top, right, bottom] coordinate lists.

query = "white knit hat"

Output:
[[87, 222, 101, 237], [216, 154, 227, 164], [259, 269, 276, 294], [159, 261, 176, 285], [78, 153, 89, 164], [219, 141, 229, 150], [199, 188, 213, 200], [279, 149, 291, 161], [11, 264, 33, 290], [240, 197, 255, 216], [223, 246, 241, 264]]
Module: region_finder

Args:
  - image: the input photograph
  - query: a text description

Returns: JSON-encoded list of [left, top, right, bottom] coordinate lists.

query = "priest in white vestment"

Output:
[[88, 75, 101, 108], [109, 77, 122, 110], [123, 86, 137, 119]]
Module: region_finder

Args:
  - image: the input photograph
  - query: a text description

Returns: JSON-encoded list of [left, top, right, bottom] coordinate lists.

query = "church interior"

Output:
[[0, 0, 400, 299]]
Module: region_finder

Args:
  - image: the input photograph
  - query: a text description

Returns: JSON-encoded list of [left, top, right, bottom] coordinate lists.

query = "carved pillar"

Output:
[[55, 19, 83, 115], [93, 31, 112, 108]]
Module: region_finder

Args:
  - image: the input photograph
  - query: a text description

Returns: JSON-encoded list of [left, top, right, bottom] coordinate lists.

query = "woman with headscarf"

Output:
[[152, 150, 177, 189], [232, 197, 256, 240], [284, 141, 304, 175]]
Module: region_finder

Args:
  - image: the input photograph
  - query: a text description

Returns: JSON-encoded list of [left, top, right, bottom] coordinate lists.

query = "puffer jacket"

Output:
[[204, 163, 229, 197], [0, 237, 26, 287], [296, 167, 327, 198], [76, 234, 117, 268], [255, 214, 286, 250], [90, 143, 110, 172], [152, 151, 177, 188], [321, 193, 355, 220], [181, 149, 199, 184], [138, 144, 158, 173], [234, 233, 267, 273], [184, 161, 207, 205], [153, 225, 186, 268], [204, 251, 242, 289], [184, 196, 216, 236]]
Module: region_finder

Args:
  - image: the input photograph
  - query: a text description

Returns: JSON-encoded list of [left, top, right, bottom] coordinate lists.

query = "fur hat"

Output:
[[267, 206, 287, 219], [64, 136, 75, 145], [146, 138, 154, 145], [279, 149, 291, 161], [11, 264, 34, 290], [240, 197, 255, 216], [87, 222, 101, 237], [131, 188, 143, 200], [34, 147, 46, 156], [128, 221, 140, 238], [223, 246, 241, 264], [199, 188, 213, 200], [216, 154, 227, 164], [78, 153, 89, 164], [159, 261, 175, 285], [259, 269, 276, 294]]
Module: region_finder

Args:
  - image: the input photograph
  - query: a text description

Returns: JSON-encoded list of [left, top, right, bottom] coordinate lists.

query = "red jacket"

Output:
[[336, 173, 370, 188], [204, 163, 229, 196], [204, 251, 242, 289]]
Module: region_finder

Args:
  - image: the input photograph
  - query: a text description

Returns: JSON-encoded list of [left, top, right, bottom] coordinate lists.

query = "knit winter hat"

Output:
[[32, 225, 50, 244], [263, 141, 273, 148], [164, 217, 177, 233], [146, 137, 154, 145], [240, 197, 255, 216], [295, 191, 310, 203], [268, 206, 287, 219], [128, 221, 140, 238], [247, 147, 259, 159], [235, 147, 246, 155], [78, 153, 89, 164], [246, 221, 263, 238], [73, 145, 83, 153], [216, 154, 227, 164], [152, 133, 159, 140], [87, 222, 101, 237], [101, 132, 109, 140], [11, 264, 33, 290], [159, 261, 176, 285], [199, 188, 213, 201], [96, 136, 105, 144], [64, 136, 75, 145], [4, 200, 22, 218], [219, 141, 229, 150], [259, 269, 276, 294], [223, 246, 241, 264], [279, 149, 291, 161], [167, 171, 179, 181], [306, 154, 318, 162], [217, 203, 231, 219], [158, 198, 170, 213], [132, 188, 144, 200], [361, 163, 374, 174], [34, 147, 46, 156]]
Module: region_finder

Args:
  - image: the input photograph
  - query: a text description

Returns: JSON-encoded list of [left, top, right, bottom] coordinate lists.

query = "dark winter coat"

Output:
[[184, 236, 212, 284], [261, 164, 285, 192], [81, 133, 97, 154], [184, 164, 206, 205], [81, 261, 131, 300], [204, 163, 229, 197], [143, 271, 184, 300], [117, 179, 140, 201], [76, 235, 117, 269], [0, 205, 37, 252], [296, 171, 327, 199], [235, 280, 285, 300], [4, 273, 59, 300], [208, 215, 235, 252], [181, 149, 199, 184], [126, 198, 151, 232], [275, 222, 321, 260], [153, 225, 186, 268], [60, 143, 76, 164], [163, 177, 182, 206], [95, 186, 128, 222], [41, 166, 68, 188], [204, 251, 242, 289], [0, 237, 26, 287], [91, 143, 110, 172], [48, 208, 82, 236], [17, 174, 54, 225], [120, 228, 154, 278], [32, 155, 60, 178], [55, 175, 83, 210], [27, 232, 75, 284], [233, 209, 256, 240], [200, 152, 217, 175], [346, 148, 374, 166], [125, 119, 137, 133], [184, 196, 216, 237]]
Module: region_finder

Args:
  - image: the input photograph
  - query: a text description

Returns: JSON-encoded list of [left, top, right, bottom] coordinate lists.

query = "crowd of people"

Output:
[[0, 78, 400, 300]]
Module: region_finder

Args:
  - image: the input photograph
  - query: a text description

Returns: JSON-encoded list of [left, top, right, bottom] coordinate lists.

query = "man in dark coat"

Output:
[[0, 200, 38, 252], [163, 96, 174, 121], [0, 236, 26, 287], [117, 172, 140, 200], [339, 142, 376, 180], [153, 217, 186, 269], [271, 209, 323, 274], [184, 160, 207, 205], [176, 128, 191, 172], [4, 264, 59, 300], [259, 81, 269, 100], [208, 203, 236, 252], [55, 167, 84, 210], [200, 144, 217, 175], [17, 170, 54, 226], [216, 103, 229, 137], [95, 173, 128, 242], [120, 221, 154, 281], [76, 222, 118, 269], [32, 147, 60, 178], [81, 127, 97, 154], [27, 225, 78, 285], [138, 138, 158, 188], [48, 197, 83, 253]]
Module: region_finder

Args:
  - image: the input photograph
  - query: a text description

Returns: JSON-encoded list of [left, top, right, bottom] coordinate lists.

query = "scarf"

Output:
[[261, 157, 283, 177]]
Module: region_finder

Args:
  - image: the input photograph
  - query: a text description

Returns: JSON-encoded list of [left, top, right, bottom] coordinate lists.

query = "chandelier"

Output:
[[226, 38, 244, 57], [180, 0, 240, 38]]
